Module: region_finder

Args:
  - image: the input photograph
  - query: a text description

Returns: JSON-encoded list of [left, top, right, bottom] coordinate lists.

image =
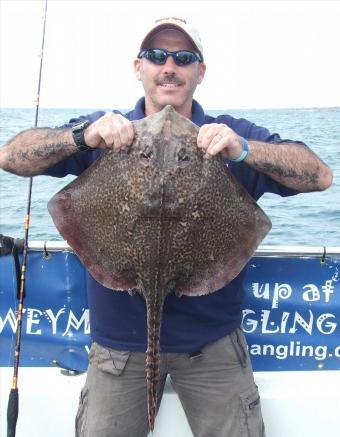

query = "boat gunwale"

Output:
[[26, 241, 340, 257]]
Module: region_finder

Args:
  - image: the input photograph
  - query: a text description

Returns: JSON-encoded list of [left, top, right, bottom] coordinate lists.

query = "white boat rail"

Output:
[[27, 240, 340, 257]]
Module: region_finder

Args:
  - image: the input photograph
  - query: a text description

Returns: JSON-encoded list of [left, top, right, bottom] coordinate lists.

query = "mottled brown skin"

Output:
[[48, 106, 271, 431]]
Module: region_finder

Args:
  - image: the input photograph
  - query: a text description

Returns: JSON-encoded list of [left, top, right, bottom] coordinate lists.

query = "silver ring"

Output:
[[215, 133, 223, 141]]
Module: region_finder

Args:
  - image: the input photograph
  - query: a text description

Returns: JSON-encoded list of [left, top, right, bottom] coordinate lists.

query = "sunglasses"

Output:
[[138, 48, 202, 66]]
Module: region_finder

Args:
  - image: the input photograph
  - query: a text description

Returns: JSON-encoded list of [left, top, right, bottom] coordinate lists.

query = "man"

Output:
[[0, 17, 332, 437]]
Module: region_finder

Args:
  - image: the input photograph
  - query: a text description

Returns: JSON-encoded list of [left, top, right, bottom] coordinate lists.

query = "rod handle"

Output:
[[7, 388, 19, 437]]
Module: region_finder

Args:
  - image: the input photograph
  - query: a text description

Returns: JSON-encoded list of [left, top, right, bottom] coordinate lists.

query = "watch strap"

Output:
[[71, 120, 91, 152]]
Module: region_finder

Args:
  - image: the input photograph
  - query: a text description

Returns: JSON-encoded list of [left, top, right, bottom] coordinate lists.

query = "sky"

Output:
[[1, 0, 340, 110]]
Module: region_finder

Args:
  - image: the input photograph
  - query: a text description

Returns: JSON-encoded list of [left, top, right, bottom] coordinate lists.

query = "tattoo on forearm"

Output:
[[1, 128, 76, 175], [5, 141, 73, 164], [246, 140, 325, 190], [31, 141, 72, 159], [256, 162, 318, 186], [18, 150, 29, 161], [5, 153, 17, 164]]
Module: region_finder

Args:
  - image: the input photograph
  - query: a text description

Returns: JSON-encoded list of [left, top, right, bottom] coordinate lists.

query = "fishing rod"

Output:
[[7, 1, 48, 435]]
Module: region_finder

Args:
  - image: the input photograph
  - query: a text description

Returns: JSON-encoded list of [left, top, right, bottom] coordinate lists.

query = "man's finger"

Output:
[[126, 122, 135, 145], [111, 115, 134, 148], [120, 118, 135, 147], [198, 124, 231, 151], [205, 136, 227, 158], [111, 129, 123, 150]]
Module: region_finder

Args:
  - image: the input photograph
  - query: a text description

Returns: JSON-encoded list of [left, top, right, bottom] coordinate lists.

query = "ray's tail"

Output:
[[145, 298, 164, 431]]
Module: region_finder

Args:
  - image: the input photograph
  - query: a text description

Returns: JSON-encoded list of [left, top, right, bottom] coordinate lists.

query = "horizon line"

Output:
[[2, 105, 340, 112]]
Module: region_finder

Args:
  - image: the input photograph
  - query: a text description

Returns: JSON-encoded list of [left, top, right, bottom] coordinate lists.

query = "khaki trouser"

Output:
[[76, 329, 265, 437]]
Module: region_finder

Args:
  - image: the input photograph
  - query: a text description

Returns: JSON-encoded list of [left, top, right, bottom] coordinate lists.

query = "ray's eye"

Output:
[[178, 149, 190, 163], [140, 150, 153, 161]]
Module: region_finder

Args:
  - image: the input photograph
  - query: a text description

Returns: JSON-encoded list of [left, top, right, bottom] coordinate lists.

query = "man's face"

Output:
[[134, 29, 206, 116]]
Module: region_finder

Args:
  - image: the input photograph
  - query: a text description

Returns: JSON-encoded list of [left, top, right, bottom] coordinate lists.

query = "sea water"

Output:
[[0, 107, 339, 246]]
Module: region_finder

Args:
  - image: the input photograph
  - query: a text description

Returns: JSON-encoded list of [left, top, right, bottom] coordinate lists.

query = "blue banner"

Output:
[[0, 249, 339, 371], [244, 255, 339, 371]]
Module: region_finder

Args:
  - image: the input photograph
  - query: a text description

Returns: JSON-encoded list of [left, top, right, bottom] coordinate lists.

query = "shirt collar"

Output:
[[128, 97, 206, 127]]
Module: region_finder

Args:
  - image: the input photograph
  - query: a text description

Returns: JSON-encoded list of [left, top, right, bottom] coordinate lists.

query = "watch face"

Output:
[[73, 120, 89, 131]]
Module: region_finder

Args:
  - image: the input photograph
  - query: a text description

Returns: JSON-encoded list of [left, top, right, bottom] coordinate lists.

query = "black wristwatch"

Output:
[[71, 119, 91, 152]]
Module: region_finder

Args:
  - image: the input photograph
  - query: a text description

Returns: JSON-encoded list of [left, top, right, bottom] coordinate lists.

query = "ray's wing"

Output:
[[48, 148, 140, 291], [175, 157, 272, 295]]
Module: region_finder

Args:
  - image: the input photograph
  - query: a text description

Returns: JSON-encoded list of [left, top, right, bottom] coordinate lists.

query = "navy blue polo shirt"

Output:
[[45, 97, 300, 352]]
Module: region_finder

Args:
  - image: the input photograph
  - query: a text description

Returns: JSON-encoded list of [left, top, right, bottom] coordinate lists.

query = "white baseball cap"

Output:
[[139, 17, 204, 61]]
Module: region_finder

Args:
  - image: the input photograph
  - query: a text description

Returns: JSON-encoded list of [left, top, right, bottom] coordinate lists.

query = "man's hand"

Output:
[[197, 123, 244, 160], [197, 123, 332, 193], [84, 113, 135, 150]]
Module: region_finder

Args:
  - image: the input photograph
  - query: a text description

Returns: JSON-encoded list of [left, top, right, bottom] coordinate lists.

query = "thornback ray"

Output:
[[48, 105, 271, 430]]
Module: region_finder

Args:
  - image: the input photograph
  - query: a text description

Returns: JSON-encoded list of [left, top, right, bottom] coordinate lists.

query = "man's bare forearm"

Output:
[[0, 127, 78, 176], [246, 141, 333, 192], [198, 123, 332, 193]]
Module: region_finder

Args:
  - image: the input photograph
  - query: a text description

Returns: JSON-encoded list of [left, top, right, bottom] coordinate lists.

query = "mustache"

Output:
[[155, 74, 184, 86]]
